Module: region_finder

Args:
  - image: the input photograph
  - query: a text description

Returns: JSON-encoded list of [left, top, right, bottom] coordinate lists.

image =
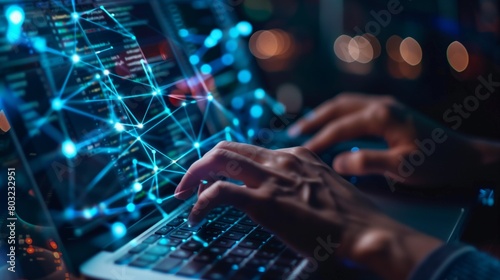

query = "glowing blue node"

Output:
[[182, 102, 187, 107], [250, 104, 264, 119], [33, 37, 47, 52], [229, 27, 239, 38], [111, 222, 127, 238], [207, 94, 214, 101], [194, 142, 200, 149], [136, 136, 141, 141], [126, 203, 135, 212], [133, 182, 143, 193], [258, 267, 266, 273], [210, 29, 223, 40], [71, 12, 79, 20], [62, 140, 77, 158], [233, 118, 240, 126], [6, 5, 25, 25], [153, 165, 159, 172], [178, 29, 189, 38], [71, 54, 80, 63], [238, 70, 252, 84], [189, 55, 200, 65], [247, 129, 255, 138], [132, 159, 138, 165], [83, 207, 96, 219], [114, 123, 125, 132], [95, 74, 101, 80], [232, 264, 239, 270], [117, 95, 122, 100], [200, 64, 212, 74], [254, 88, 266, 99], [221, 54, 234, 66], [64, 208, 75, 219], [204, 37, 217, 48], [351, 147, 360, 153], [148, 193, 156, 200], [236, 21, 253, 36], [103, 69, 110, 76], [156, 198, 162, 204], [131, 36, 136, 40], [231, 97, 244, 110], [52, 98, 64, 111], [226, 40, 238, 52], [137, 123, 144, 129]]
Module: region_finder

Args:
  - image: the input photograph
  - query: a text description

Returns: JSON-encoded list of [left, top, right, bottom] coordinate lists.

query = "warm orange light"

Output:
[[334, 35, 355, 63], [447, 41, 469, 72], [349, 36, 374, 63], [364, 33, 381, 59], [386, 35, 403, 62], [27, 246, 35, 254], [53, 252, 61, 259], [49, 241, 58, 250], [250, 30, 279, 59], [25, 237, 33, 245], [400, 37, 422, 66]]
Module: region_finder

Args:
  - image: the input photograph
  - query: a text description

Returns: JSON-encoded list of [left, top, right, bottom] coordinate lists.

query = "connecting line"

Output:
[[57, 63, 75, 98], [197, 99, 212, 142], [79, 16, 132, 39], [141, 95, 155, 124], [100, 7, 135, 39], [61, 105, 112, 124]]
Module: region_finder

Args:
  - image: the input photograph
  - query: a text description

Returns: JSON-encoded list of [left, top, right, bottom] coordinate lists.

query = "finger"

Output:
[[287, 93, 371, 137], [189, 181, 255, 225], [175, 149, 269, 200], [277, 146, 323, 162], [333, 149, 400, 176], [303, 110, 384, 153], [211, 141, 271, 163]]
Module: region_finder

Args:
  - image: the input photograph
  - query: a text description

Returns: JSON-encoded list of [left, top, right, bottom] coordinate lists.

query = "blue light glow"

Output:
[[351, 147, 360, 153], [111, 222, 127, 238], [258, 266, 266, 273], [226, 40, 238, 52], [126, 203, 136, 212], [247, 129, 255, 138], [254, 88, 266, 99], [71, 12, 79, 20], [210, 29, 223, 40], [250, 105, 264, 118], [201, 64, 212, 74], [204, 37, 217, 48], [52, 98, 64, 111], [189, 55, 200, 65], [62, 140, 77, 158], [221, 54, 234, 66], [229, 27, 239, 38], [233, 118, 240, 126], [103, 69, 110, 76], [207, 94, 214, 101], [72, 54, 81, 63], [133, 182, 143, 193], [33, 37, 47, 52], [178, 29, 189, 37], [231, 97, 244, 110], [238, 70, 252, 83], [194, 142, 200, 149], [236, 21, 253, 36], [6, 5, 24, 25]]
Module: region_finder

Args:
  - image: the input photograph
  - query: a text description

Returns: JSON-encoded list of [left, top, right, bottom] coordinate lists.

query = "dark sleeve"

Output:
[[409, 243, 500, 280]]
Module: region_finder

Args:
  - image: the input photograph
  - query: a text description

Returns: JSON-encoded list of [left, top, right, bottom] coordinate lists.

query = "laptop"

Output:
[[0, 1, 466, 279]]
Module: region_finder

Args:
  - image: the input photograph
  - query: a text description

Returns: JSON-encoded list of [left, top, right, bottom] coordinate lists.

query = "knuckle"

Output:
[[276, 154, 301, 169], [368, 103, 393, 123], [289, 146, 311, 156], [215, 140, 232, 150]]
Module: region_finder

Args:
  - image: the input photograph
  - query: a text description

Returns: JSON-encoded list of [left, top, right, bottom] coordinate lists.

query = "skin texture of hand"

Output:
[[175, 141, 443, 280], [288, 93, 500, 187]]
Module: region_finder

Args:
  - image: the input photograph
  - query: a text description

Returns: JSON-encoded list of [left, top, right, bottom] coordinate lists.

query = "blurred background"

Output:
[[232, 0, 500, 140]]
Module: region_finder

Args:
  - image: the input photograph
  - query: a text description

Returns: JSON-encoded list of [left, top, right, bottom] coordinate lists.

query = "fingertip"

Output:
[[287, 125, 301, 138], [333, 154, 350, 174]]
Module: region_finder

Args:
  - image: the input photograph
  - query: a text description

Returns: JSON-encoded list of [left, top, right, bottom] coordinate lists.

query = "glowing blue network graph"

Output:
[[1, 1, 286, 239]]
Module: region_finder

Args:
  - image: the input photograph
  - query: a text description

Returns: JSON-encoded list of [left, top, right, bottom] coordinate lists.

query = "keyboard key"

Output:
[[261, 265, 290, 280], [145, 245, 170, 256], [180, 219, 207, 232], [193, 251, 216, 263], [181, 240, 205, 251], [129, 243, 149, 254], [226, 209, 245, 217], [129, 254, 159, 268], [221, 256, 244, 264], [114, 253, 135, 265], [230, 247, 253, 257], [153, 257, 183, 273], [231, 267, 262, 280], [222, 231, 244, 240], [196, 228, 222, 241], [239, 238, 262, 249], [212, 238, 235, 248], [248, 230, 271, 241], [246, 258, 269, 268], [202, 262, 233, 280], [210, 206, 227, 214], [142, 235, 161, 244], [207, 246, 226, 256], [255, 250, 278, 259], [167, 217, 184, 227], [170, 229, 192, 239], [155, 226, 174, 236], [177, 261, 208, 276], [218, 215, 238, 224], [170, 249, 194, 259], [231, 224, 253, 233], [209, 222, 231, 231], [158, 237, 182, 247], [238, 217, 256, 226]]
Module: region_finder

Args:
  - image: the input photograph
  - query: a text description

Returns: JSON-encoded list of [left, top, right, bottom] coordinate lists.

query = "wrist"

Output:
[[338, 214, 443, 280]]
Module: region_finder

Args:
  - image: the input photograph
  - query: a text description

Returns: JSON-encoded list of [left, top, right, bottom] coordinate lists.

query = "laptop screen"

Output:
[[0, 0, 243, 269]]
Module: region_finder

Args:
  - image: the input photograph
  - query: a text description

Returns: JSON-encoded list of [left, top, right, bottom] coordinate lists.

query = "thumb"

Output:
[[333, 150, 398, 176]]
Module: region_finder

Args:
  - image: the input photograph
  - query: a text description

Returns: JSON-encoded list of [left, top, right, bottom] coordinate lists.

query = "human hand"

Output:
[[175, 142, 442, 280], [288, 93, 498, 186]]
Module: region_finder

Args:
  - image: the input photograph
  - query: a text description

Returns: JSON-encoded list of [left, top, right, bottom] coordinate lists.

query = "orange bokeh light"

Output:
[[400, 37, 422, 66], [27, 246, 35, 254], [25, 237, 33, 245], [447, 41, 469, 72], [49, 241, 58, 250]]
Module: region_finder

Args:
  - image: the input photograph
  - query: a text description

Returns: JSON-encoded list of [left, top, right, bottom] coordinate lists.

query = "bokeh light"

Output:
[[447, 41, 469, 72], [386, 35, 403, 62], [400, 37, 422, 66]]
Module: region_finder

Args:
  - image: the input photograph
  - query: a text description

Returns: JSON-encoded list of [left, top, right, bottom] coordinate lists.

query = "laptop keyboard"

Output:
[[114, 205, 303, 279]]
